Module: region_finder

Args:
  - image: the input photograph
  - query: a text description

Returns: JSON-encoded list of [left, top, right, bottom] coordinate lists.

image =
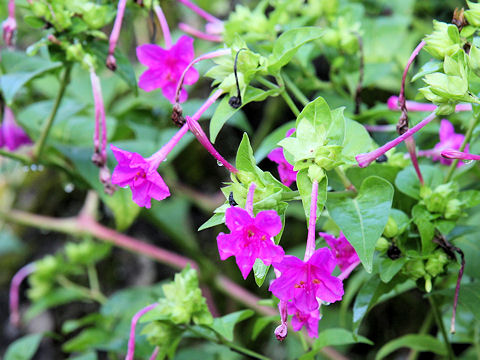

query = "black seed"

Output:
[[228, 192, 238, 206], [375, 154, 388, 163]]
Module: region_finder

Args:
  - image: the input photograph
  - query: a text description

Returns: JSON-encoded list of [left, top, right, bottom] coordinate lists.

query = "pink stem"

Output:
[[90, 69, 108, 165], [192, 88, 225, 122], [154, 4, 172, 49], [175, 49, 230, 104], [9, 263, 36, 327], [149, 123, 189, 168], [406, 137, 424, 185], [417, 149, 441, 158], [178, 22, 223, 42], [337, 260, 361, 281], [304, 180, 319, 261], [441, 149, 480, 161], [398, 41, 425, 108], [450, 252, 465, 334], [245, 182, 256, 216], [364, 124, 396, 132], [388, 96, 472, 113], [149, 347, 159, 360], [177, 0, 221, 23], [125, 303, 159, 360], [107, 0, 127, 70], [356, 112, 437, 168], [2, 0, 17, 47]]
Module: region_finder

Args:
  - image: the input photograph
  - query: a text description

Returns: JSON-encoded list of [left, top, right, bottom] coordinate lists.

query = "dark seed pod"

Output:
[[375, 154, 388, 163], [387, 244, 402, 260], [228, 192, 238, 206]]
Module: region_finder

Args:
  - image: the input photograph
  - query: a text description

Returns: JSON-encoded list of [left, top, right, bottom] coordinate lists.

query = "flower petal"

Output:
[[225, 207, 252, 231], [136, 44, 167, 67], [254, 210, 282, 237], [439, 119, 455, 142]]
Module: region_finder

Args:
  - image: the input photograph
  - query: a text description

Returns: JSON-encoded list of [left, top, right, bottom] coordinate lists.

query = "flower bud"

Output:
[[419, 185, 432, 199], [444, 199, 462, 220], [465, 1, 480, 27], [322, 29, 340, 48], [315, 145, 343, 170], [425, 192, 446, 214], [236, 170, 257, 185], [424, 275, 432, 293], [308, 165, 325, 183], [383, 217, 398, 238], [424, 21, 461, 60], [404, 259, 426, 280], [375, 237, 390, 253], [425, 250, 449, 277]]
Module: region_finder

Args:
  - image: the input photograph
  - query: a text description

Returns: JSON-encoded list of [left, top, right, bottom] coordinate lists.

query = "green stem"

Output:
[[57, 275, 107, 304], [188, 325, 271, 360], [275, 75, 301, 117], [0, 149, 32, 164], [33, 66, 71, 160], [334, 167, 356, 192], [283, 73, 309, 106], [87, 264, 101, 294], [281, 190, 300, 201], [429, 296, 454, 360], [444, 111, 480, 182]]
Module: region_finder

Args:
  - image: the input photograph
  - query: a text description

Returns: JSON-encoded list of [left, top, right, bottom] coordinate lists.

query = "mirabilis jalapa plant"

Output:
[[2, 0, 480, 359]]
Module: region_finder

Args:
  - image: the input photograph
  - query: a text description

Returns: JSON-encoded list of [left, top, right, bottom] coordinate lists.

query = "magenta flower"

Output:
[[432, 119, 468, 166], [319, 232, 359, 273], [136, 35, 199, 103], [217, 206, 285, 279], [268, 129, 297, 186], [110, 146, 170, 208], [441, 149, 480, 162], [287, 302, 321, 338], [1, 106, 32, 151], [269, 248, 344, 313]]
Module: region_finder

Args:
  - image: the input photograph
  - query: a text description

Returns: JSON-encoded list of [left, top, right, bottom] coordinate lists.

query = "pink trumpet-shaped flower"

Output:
[[274, 300, 288, 341], [319, 232, 359, 275], [126, 303, 159, 360], [111, 124, 189, 208], [1, 106, 32, 151], [269, 248, 344, 313], [441, 149, 480, 162], [268, 129, 297, 187], [217, 206, 285, 279], [287, 302, 321, 338], [137, 35, 199, 103], [9, 263, 36, 327]]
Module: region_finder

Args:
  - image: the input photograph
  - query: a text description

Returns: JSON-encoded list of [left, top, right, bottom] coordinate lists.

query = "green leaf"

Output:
[[375, 334, 446, 360], [341, 118, 373, 164], [297, 169, 328, 220], [268, 27, 324, 72], [379, 257, 407, 283], [210, 87, 279, 143], [327, 176, 394, 272], [395, 165, 443, 200], [198, 213, 226, 231], [68, 351, 98, 360], [300, 329, 373, 360], [251, 316, 278, 340], [90, 42, 138, 94], [412, 204, 436, 253], [209, 310, 254, 341], [0, 51, 62, 105], [412, 60, 443, 82], [25, 288, 87, 320], [5, 333, 43, 360]]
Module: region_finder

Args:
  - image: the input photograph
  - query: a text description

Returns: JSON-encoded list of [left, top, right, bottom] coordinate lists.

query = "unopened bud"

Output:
[[375, 237, 390, 253], [383, 217, 399, 238], [274, 324, 288, 341], [444, 199, 462, 220]]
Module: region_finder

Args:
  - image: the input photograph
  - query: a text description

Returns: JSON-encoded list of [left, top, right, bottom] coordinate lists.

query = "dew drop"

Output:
[[30, 164, 38, 171], [37, 165, 44, 171], [22, 166, 29, 172], [216, 160, 224, 167], [64, 183, 74, 193], [462, 159, 474, 164]]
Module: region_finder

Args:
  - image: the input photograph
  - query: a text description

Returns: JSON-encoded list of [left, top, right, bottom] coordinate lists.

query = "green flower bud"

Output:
[[425, 192, 446, 214], [31, 2, 48, 18], [383, 217, 399, 238], [314, 145, 343, 171], [424, 275, 432, 293], [375, 237, 390, 253], [444, 199, 462, 220], [468, 46, 480, 77], [465, 1, 480, 27], [404, 259, 426, 280], [236, 170, 257, 185], [65, 43, 85, 63], [424, 21, 461, 60], [323, 29, 340, 48], [419, 185, 433, 200], [425, 250, 449, 277], [308, 165, 325, 183]]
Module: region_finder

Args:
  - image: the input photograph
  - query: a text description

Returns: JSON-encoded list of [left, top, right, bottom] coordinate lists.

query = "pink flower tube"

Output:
[[125, 303, 159, 360], [441, 149, 480, 161], [387, 96, 472, 113], [9, 263, 36, 327]]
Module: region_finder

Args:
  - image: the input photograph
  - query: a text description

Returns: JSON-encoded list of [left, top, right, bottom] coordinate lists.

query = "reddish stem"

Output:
[[398, 41, 426, 110], [177, 0, 221, 23], [149, 123, 189, 168], [450, 250, 465, 334], [107, 0, 127, 70], [9, 263, 36, 327], [154, 4, 172, 49]]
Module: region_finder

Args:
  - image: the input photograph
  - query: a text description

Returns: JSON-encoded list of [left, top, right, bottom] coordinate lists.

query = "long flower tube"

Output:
[[154, 3, 172, 48], [388, 96, 472, 113], [304, 180, 319, 261], [356, 112, 437, 168], [125, 303, 159, 360], [178, 22, 223, 42], [177, 0, 221, 24], [245, 182, 256, 216], [2, 0, 20, 47], [107, 0, 127, 70], [174, 49, 230, 104], [441, 149, 480, 162], [9, 263, 36, 327], [397, 41, 425, 112]]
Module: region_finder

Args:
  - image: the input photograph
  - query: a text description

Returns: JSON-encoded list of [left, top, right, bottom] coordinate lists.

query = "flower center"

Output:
[[134, 170, 146, 181]]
